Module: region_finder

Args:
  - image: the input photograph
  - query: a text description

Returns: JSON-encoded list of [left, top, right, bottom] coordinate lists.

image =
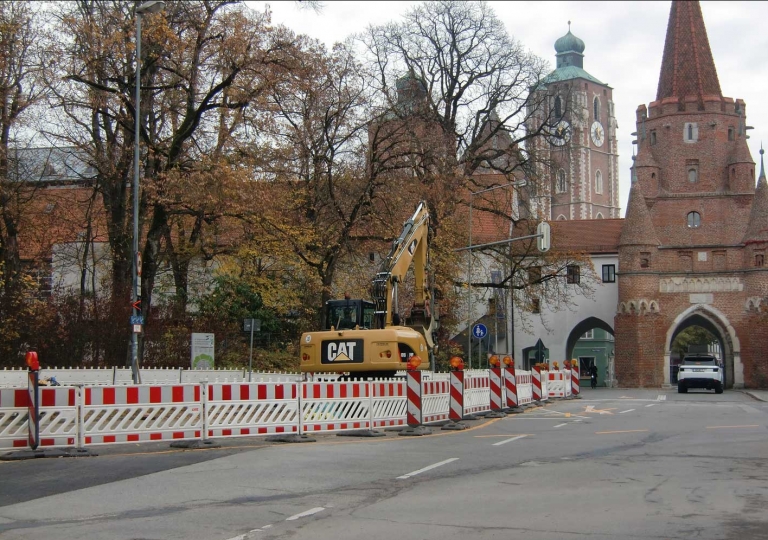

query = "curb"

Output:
[[741, 390, 768, 402]]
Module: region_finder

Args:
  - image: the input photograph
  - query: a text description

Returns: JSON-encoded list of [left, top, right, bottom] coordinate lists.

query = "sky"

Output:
[[245, 1, 768, 217]]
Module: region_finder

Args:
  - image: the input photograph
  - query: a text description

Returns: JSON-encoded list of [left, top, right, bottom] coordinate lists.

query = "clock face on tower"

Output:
[[550, 120, 571, 146], [590, 121, 605, 147]]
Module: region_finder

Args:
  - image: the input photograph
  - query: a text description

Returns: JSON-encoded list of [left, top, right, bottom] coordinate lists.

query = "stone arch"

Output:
[[618, 302, 627, 314], [557, 214, 568, 221], [665, 304, 742, 389], [649, 300, 660, 313], [565, 316, 615, 362]]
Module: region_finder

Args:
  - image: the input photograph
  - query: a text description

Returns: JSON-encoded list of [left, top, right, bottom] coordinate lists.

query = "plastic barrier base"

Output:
[[1, 447, 97, 461], [336, 430, 385, 438], [265, 434, 316, 443], [504, 407, 525, 414], [398, 426, 432, 436], [169, 439, 222, 449], [441, 421, 467, 431]]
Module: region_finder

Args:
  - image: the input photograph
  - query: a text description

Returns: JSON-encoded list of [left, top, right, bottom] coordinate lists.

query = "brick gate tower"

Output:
[[615, 1, 768, 388]]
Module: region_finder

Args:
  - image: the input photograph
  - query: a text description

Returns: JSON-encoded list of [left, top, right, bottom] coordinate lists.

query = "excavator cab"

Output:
[[326, 299, 375, 330]]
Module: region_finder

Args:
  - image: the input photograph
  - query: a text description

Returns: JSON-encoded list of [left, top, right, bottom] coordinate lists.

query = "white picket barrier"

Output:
[[465, 371, 491, 414], [516, 370, 533, 405], [81, 385, 202, 445], [422, 379, 450, 423], [0, 386, 78, 449], [540, 371, 549, 402], [547, 371, 566, 398], [564, 369, 572, 397], [300, 381, 373, 433], [207, 382, 299, 437], [371, 381, 407, 428]]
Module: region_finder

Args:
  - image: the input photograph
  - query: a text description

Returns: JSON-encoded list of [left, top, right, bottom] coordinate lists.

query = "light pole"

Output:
[[467, 180, 527, 369], [132, 0, 165, 384]]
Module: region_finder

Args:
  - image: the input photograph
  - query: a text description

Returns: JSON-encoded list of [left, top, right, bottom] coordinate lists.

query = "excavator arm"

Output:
[[372, 201, 437, 349]]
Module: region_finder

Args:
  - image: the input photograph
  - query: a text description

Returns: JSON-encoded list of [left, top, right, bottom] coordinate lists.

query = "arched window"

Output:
[[554, 96, 562, 118], [596, 212, 604, 219], [557, 214, 567, 221], [688, 124, 693, 140], [688, 168, 698, 183], [593, 97, 600, 122], [687, 211, 701, 228], [595, 170, 603, 194], [556, 169, 567, 193]]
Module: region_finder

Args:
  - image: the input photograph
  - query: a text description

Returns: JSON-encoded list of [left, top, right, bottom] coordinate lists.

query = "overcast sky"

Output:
[[246, 1, 768, 217]]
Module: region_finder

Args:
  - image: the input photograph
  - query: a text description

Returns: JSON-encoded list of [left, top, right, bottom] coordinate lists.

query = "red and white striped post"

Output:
[[571, 359, 580, 396], [503, 356, 518, 409], [25, 351, 40, 450], [443, 357, 468, 430], [400, 355, 431, 436], [487, 355, 506, 417], [532, 365, 543, 402], [406, 370, 423, 427]]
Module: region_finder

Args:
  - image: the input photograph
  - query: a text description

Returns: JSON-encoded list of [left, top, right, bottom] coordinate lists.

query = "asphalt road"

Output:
[[1, 388, 767, 540]]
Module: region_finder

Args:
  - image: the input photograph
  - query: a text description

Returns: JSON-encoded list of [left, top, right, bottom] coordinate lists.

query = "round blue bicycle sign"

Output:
[[472, 323, 488, 339]]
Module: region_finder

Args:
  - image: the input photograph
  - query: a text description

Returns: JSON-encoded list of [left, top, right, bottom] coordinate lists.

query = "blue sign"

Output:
[[472, 323, 488, 339], [130, 315, 144, 325]]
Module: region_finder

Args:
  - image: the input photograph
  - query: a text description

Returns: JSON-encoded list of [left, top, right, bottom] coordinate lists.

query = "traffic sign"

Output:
[[130, 315, 144, 325], [472, 323, 488, 339], [537, 221, 551, 252]]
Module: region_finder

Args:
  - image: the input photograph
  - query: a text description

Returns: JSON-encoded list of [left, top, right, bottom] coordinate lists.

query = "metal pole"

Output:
[[467, 195, 473, 369], [131, 12, 142, 384], [248, 320, 254, 382]]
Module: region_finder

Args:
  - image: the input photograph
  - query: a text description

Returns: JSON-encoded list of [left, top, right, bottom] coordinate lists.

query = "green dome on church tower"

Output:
[[554, 25, 585, 54]]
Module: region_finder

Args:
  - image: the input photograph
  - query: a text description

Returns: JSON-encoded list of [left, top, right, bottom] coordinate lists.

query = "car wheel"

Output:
[[715, 384, 723, 394], [678, 383, 687, 394]]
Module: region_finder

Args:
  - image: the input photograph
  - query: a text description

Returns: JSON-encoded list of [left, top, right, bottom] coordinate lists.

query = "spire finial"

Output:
[[568, 20, 571, 31], [759, 142, 765, 181]]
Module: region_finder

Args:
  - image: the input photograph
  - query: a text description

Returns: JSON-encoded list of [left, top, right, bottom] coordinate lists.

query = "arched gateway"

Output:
[[665, 305, 742, 389]]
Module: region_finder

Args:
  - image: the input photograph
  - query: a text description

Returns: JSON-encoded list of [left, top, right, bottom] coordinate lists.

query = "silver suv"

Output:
[[677, 355, 723, 394]]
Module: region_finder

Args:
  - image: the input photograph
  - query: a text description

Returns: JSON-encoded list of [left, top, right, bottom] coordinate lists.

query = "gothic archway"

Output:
[[665, 305, 742, 389]]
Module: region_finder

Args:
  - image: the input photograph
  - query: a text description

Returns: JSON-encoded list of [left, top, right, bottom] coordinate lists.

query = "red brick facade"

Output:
[[615, 1, 768, 388]]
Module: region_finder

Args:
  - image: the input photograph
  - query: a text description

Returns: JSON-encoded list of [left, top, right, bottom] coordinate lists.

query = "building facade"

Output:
[[614, 0, 768, 388]]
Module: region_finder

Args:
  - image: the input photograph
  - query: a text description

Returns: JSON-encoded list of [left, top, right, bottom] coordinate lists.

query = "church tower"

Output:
[[530, 24, 620, 221], [615, 1, 768, 388]]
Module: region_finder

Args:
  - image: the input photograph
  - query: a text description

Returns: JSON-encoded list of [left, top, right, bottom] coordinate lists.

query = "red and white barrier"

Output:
[[504, 366, 517, 408], [571, 363, 580, 395], [406, 371, 423, 426], [207, 382, 298, 437], [422, 379, 450, 423], [82, 384, 202, 445], [464, 372, 491, 415], [449, 371, 464, 421], [489, 367, 503, 411], [532, 366, 542, 401], [516, 371, 533, 405], [547, 371, 566, 398], [0, 386, 78, 449]]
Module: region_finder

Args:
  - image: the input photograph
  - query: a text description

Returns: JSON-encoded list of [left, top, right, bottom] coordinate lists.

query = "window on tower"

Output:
[[756, 253, 765, 267], [595, 170, 603, 194], [554, 96, 562, 119], [684, 122, 699, 142], [687, 211, 701, 228], [556, 169, 567, 193], [593, 97, 600, 122]]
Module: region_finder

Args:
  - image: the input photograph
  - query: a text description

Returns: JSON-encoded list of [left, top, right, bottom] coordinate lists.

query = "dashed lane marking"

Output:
[[619, 409, 635, 414], [553, 423, 567, 428], [706, 425, 761, 429], [492, 435, 529, 447], [645, 404, 655, 408], [475, 434, 532, 438], [397, 458, 459, 479], [286, 507, 325, 521], [595, 429, 649, 435], [657, 395, 667, 401]]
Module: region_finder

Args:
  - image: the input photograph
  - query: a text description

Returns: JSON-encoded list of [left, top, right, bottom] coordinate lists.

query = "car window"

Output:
[[682, 357, 716, 366]]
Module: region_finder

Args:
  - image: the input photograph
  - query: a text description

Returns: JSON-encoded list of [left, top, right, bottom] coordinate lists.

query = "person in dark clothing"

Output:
[[589, 363, 598, 389]]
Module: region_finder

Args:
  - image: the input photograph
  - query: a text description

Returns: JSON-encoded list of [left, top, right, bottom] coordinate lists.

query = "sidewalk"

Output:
[[741, 389, 768, 402]]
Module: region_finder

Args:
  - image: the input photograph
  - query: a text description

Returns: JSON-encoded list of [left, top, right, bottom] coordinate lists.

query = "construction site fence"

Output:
[[0, 368, 577, 450]]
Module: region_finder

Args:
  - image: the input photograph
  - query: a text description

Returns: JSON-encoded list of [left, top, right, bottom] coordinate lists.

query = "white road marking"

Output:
[[657, 395, 667, 401], [286, 507, 325, 521], [397, 458, 459, 479], [492, 435, 529, 446], [619, 409, 635, 414], [645, 404, 655, 408], [553, 423, 567, 428]]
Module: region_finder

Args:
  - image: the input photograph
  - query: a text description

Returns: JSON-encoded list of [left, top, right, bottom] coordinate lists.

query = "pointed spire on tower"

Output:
[[742, 145, 768, 245], [619, 182, 660, 247], [656, 1, 722, 103]]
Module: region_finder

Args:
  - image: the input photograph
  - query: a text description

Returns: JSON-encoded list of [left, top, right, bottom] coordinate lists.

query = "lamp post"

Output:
[[132, 0, 165, 384], [467, 180, 527, 369]]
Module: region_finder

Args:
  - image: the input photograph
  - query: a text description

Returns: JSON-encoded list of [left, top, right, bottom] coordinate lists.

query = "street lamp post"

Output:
[[132, 0, 165, 384], [467, 180, 527, 369]]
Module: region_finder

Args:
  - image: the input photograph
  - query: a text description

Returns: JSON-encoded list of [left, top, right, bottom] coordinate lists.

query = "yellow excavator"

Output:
[[299, 201, 438, 379]]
